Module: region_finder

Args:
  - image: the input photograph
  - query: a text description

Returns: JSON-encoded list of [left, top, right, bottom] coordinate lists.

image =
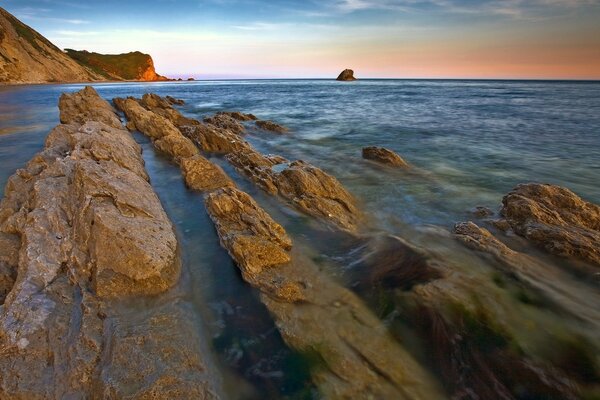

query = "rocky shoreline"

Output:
[[0, 87, 599, 399]]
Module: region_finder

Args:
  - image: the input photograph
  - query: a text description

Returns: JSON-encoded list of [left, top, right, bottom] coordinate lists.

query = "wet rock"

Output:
[[154, 133, 199, 160], [204, 113, 245, 135], [501, 183, 600, 267], [255, 120, 289, 134], [216, 111, 257, 121], [205, 191, 445, 399], [0, 88, 219, 399], [205, 187, 292, 276], [336, 69, 357, 81], [166, 95, 185, 105], [59, 86, 122, 129], [114, 97, 181, 139], [182, 123, 252, 154], [471, 206, 494, 218], [181, 155, 235, 191], [276, 161, 360, 232], [362, 146, 410, 168]]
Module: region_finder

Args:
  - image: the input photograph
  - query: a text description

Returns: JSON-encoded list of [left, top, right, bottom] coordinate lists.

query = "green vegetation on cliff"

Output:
[[65, 49, 164, 81]]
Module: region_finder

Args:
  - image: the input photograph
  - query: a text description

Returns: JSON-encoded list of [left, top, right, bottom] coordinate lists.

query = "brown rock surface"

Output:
[[205, 189, 445, 399], [255, 120, 289, 134], [216, 111, 257, 121], [336, 69, 357, 81], [181, 155, 234, 191], [362, 146, 410, 168], [59, 86, 123, 129], [0, 87, 219, 398], [500, 183, 600, 266], [204, 113, 246, 135]]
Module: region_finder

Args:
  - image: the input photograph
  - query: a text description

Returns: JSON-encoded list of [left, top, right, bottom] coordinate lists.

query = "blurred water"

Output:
[[1, 79, 599, 398]]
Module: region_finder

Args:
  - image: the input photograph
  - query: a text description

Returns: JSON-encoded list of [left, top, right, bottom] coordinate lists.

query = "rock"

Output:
[[205, 191, 445, 399], [255, 120, 289, 134], [180, 155, 235, 191], [500, 183, 600, 267], [205, 187, 292, 276], [336, 69, 357, 81], [187, 77, 195, 81], [0, 87, 219, 398], [166, 95, 185, 106], [216, 111, 257, 121], [114, 97, 181, 140], [454, 221, 515, 258], [471, 206, 494, 218], [184, 123, 252, 154], [65, 49, 168, 81], [59, 86, 123, 129], [362, 146, 410, 168], [0, 7, 103, 83], [154, 133, 199, 160], [204, 113, 246, 135]]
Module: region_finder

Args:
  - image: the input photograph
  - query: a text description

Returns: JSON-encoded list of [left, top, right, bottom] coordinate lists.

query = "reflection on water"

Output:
[[1, 80, 599, 398]]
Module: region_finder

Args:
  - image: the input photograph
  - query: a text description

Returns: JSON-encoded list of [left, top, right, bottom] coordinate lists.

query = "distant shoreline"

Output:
[[1, 78, 599, 87]]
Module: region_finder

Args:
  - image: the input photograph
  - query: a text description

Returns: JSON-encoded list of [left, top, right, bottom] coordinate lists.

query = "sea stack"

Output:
[[336, 69, 357, 81]]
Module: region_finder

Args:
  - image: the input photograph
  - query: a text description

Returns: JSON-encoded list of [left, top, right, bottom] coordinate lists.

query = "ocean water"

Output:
[[1, 79, 599, 398]]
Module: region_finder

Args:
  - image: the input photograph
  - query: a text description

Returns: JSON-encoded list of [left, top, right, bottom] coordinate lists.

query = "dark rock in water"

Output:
[[362, 146, 410, 168], [256, 120, 289, 134], [216, 111, 257, 121], [166, 95, 185, 105], [471, 206, 494, 218], [187, 77, 195, 81], [336, 69, 357, 81], [500, 183, 600, 267]]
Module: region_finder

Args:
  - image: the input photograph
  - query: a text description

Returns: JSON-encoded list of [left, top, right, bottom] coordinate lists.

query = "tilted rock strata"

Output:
[[126, 94, 361, 232], [362, 146, 410, 168], [205, 191, 446, 400], [500, 183, 600, 267], [0, 87, 218, 398], [255, 120, 289, 134]]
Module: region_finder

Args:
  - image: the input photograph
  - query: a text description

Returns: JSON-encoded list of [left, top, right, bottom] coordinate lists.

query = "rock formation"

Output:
[[336, 69, 357, 81], [255, 120, 289, 134], [499, 183, 600, 267], [120, 94, 361, 232], [0, 7, 167, 83], [65, 49, 168, 81], [0, 87, 219, 398], [362, 146, 410, 168], [0, 7, 101, 83]]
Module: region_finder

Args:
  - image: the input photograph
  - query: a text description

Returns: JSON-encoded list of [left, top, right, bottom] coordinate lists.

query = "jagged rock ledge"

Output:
[[0, 87, 219, 398], [362, 146, 410, 168]]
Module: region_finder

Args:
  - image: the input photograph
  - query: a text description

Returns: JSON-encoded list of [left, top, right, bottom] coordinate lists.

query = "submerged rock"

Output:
[[336, 69, 357, 81], [500, 183, 600, 267], [166, 95, 185, 105], [362, 146, 410, 168], [255, 120, 289, 134], [0, 87, 218, 398]]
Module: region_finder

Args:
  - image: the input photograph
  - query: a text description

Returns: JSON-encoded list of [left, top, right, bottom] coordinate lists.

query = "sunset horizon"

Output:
[[2, 0, 599, 80]]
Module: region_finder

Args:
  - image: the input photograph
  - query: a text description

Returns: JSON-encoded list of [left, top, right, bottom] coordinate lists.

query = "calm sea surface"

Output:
[[1, 79, 599, 398]]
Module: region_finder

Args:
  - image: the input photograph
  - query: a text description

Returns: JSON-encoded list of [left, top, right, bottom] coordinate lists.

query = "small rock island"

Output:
[[336, 69, 357, 81]]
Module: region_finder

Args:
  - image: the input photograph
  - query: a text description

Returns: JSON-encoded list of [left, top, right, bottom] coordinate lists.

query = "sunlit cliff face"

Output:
[[5, 0, 600, 79]]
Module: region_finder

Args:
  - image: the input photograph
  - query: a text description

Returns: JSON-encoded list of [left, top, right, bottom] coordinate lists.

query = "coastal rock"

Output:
[[255, 120, 289, 134], [0, 87, 219, 398], [205, 187, 292, 276], [181, 155, 235, 191], [166, 95, 185, 105], [500, 183, 600, 266], [59, 86, 123, 129], [216, 111, 257, 121], [0, 7, 102, 83], [154, 133, 199, 160], [204, 113, 246, 135], [184, 123, 252, 154], [114, 97, 181, 139], [362, 146, 410, 168], [454, 221, 515, 258], [65, 49, 168, 81], [336, 69, 357, 81]]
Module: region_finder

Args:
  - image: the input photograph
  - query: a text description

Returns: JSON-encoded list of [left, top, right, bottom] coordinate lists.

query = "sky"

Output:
[[3, 0, 600, 79]]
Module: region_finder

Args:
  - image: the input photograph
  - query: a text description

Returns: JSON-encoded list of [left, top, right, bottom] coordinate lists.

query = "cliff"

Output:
[[65, 49, 168, 81], [0, 7, 168, 84], [0, 7, 101, 83]]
